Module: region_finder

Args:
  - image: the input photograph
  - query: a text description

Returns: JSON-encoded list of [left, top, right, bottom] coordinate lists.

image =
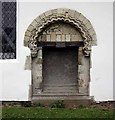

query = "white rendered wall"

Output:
[[0, 2, 113, 101]]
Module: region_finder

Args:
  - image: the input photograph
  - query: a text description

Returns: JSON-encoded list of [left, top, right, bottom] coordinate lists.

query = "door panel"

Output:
[[43, 47, 78, 92]]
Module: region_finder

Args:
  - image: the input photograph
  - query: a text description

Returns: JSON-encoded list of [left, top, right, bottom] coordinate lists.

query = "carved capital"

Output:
[[83, 46, 91, 56], [28, 40, 38, 57]]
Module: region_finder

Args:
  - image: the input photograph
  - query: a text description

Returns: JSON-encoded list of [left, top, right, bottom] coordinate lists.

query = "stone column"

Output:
[[78, 47, 90, 95], [32, 47, 43, 95]]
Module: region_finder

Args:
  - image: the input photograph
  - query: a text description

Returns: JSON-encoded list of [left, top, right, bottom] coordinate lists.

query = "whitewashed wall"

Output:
[[0, 2, 113, 101]]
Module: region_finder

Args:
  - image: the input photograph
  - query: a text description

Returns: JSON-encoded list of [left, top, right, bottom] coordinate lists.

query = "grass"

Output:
[[2, 106, 114, 119]]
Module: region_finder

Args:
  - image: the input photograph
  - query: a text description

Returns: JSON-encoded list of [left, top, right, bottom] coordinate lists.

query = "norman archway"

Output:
[[24, 8, 97, 102]]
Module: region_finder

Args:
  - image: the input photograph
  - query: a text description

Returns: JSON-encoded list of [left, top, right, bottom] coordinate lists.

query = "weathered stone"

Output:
[[25, 55, 31, 70], [35, 16, 41, 23], [65, 35, 70, 41], [56, 35, 61, 41], [44, 10, 52, 17], [61, 34, 65, 41], [91, 34, 97, 45], [78, 14, 86, 22], [28, 85, 32, 101], [29, 41, 38, 57], [71, 35, 76, 41], [25, 30, 31, 37], [24, 8, 97, 56], [41, 34, 46, 41], [74, 11, 81, 19], [82, 18, 89, 25], [51, 33, 56, 42], [78, 65, 84, 74], [27, 25, 34, 32], [88, 28, 95, 36], [46, 35, 51, 41], [85, 21, 92, 30], [39, 13, 45, 20], [68, 9, 75, 18], [31, 19, 38, 28], [78, 47, 83, 65], [51, 9, 57, 17], [32, 56, 43, 95], [57, 8, 64, 14], [24, 8, 97, 104], [92, 40, 97, 46], [37, 22, 82, 42], [24, 36, 30, 47]]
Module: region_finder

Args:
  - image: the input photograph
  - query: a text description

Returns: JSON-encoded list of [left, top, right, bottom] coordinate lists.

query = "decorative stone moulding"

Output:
[[24, 8, 97, 56]]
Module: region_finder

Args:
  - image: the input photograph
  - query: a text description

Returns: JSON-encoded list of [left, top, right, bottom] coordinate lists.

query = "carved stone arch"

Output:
[[24, 8, 97, 57], [24, 8, 97, 102]]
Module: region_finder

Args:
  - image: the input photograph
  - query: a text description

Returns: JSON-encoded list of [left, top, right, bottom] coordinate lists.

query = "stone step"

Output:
[[43, 86, 78, 93], [43, 87, 77, 91], [43, 86, 77, 88], [34, 92, 82, 96], [43, 89, 78, 93], [43, 83, 77, 87], [43, 90, 78, 93], [32, 95, 93, 100], [31, 95, 94, 108], [41, 92, 79, 96]]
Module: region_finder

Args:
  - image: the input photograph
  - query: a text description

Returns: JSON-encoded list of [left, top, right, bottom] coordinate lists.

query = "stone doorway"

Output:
[[42, 47, 78, 94], [24, 8, 97, 103]]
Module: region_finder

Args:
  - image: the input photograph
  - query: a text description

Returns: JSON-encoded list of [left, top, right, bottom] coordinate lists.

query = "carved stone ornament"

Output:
[[28, 40, 38, 57], [24, 8, 97, 56]]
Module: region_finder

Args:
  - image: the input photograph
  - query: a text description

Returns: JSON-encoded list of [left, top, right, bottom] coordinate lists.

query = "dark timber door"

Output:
[[43, 47, 78, 94]]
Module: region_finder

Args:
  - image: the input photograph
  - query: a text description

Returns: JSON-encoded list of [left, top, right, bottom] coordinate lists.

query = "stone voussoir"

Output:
[[78, 14, 86, 22], [91, 40, 97, 46], [67, 9, 75, 17], [31, 19, 38, 28], [57, 8, 65, 15], [92, 34, 97, 40], [74, 11, 81, 20], [82, 17, 89, 25], [25, 30, 31, 37], [39, 13, 46, 20], [35, 16, 41, 23], [24, 36, 30, 47], [44, 9, 53, 17], [24, 8, 97, 56], [27, 24, 34, 32], [88, 28, 95, 36], [85, 21, 92, 30]]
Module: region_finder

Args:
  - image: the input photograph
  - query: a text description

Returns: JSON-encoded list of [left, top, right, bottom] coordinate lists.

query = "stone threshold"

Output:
[[32, 95, 94, 100]]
